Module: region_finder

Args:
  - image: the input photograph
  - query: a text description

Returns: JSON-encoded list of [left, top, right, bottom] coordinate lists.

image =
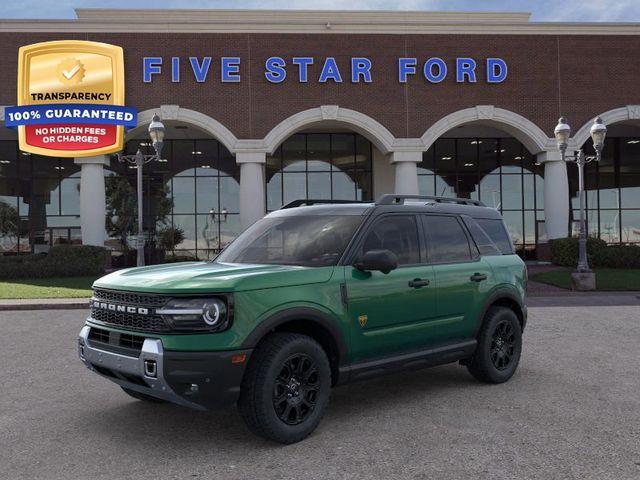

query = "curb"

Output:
[[0, 299, 89, 311], [528, 290, 640, 297]]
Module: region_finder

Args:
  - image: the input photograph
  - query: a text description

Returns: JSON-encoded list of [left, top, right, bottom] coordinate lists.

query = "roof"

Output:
[[0, 9, 638, 35]]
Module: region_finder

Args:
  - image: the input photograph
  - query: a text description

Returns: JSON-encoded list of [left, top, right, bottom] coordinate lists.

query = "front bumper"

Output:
[[78, 325, 251, 410]]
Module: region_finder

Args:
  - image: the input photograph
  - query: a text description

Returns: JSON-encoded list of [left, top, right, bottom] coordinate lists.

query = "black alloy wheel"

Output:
[[238, 332, 332, 444], [490, 320, 516, 370], [466, 306, 522, 384], [273, 353, 321, 425]]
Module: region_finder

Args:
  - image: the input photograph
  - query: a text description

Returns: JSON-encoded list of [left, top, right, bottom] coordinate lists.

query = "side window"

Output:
[[462, 217, 502, 256], [475, 218, 514, 254], [360, 215, 420, 265], [422, 215, 472, 263]]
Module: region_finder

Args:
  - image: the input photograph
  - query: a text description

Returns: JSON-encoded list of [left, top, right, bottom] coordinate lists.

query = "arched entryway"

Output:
[[419, 125, 545, 258], [265, 130, 375, 211], [262, 106, 396, 211], [119, 118, 241, 261], [418, 106, 557, 258]]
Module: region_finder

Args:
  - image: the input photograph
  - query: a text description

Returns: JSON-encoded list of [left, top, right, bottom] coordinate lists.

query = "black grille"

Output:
[[90, 308, 169, 332], [92, 289, 167, 308], [120, 333, 144, 350], [90, 289, 169, 332], [88, 327, 109, 343], [87, 327, 148, 355]]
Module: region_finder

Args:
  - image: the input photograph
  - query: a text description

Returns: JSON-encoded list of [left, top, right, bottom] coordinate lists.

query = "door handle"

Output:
[[408, 278, 430, 288], [470, 273, 488, 282]]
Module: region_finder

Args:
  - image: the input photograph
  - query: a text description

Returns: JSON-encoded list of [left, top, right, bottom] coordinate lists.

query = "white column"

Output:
[[237, 151, 266, 230], [538, 151, 569, 239], [74, 155, 109, 246], [391, 151, 422, 195]]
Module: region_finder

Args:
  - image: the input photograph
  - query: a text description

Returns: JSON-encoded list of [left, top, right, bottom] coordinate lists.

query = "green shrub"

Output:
[[550, 237, 640, 268], [593, 244, 640, 268], [0, 245, 107, 279], [157, 226, 185, 252]]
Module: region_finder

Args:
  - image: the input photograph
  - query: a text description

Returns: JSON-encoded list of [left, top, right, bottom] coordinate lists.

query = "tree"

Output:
[[104, 176, 173, 252], [105, 176, 136, 252], [157, 226, 185, 252], [0, 201, 21, 251]]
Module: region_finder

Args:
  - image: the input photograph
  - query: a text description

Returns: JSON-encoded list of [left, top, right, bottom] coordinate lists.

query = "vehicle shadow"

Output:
[[80, 363, 478, 449]]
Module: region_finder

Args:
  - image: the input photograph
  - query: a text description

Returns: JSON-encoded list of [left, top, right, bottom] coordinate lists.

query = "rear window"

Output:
[[475, 218, 514, 255], [462, 217, 502, 256]]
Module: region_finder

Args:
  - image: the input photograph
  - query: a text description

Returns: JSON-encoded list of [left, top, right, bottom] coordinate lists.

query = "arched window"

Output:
[[116, 138, 240, 260], [266, 133, 373, 212], [419, 137, 544, 257]]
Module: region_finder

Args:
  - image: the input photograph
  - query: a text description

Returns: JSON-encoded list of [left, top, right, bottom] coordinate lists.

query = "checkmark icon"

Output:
[[62, 64, 80, 79]]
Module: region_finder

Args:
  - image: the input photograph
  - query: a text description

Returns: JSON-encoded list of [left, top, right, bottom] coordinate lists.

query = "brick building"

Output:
[[0, 9, 639, 259]]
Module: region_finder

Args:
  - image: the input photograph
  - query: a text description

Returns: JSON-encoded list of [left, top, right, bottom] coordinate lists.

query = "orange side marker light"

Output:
[[231, 354, 247, 364]]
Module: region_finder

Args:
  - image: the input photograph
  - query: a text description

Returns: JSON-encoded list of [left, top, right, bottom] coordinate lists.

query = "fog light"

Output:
[[144, 360, 157, 378]]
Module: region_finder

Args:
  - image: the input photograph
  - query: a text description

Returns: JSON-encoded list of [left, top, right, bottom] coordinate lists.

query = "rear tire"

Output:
[[467, 306, 522, 384], [238, 333, 331, 444], [120, 386, 166, 403]]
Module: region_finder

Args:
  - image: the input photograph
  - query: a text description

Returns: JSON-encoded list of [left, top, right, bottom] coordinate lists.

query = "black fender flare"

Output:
[[240, 307, 349, 365], [475, 287, 527, 336]]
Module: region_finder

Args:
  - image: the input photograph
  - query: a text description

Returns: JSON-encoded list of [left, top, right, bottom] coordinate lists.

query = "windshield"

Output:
[[216, 215, 363, 267]]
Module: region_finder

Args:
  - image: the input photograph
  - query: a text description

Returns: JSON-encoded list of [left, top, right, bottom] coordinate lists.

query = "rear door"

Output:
[[345, 214, 436, 362], [421, 214, 493, 343]]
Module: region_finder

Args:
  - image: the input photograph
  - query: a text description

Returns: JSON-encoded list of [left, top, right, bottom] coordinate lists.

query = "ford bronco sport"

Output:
[[78, 194, 527, 444]]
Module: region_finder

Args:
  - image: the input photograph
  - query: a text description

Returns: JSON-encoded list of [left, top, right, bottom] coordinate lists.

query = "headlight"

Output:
[[157, 297, 230, 332]]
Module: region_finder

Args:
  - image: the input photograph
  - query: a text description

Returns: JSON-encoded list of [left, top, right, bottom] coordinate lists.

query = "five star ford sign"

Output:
[[5, 40, 137, 157]]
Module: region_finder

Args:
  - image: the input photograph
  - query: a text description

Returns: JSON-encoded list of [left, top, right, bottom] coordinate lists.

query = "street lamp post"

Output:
[[553, 116, 607, 289], [117, 114, 166, 267]]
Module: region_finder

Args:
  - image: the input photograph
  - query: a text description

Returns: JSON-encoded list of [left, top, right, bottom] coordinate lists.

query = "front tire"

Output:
[[238, 333, 331, 444], [467, 306, 522, 383]]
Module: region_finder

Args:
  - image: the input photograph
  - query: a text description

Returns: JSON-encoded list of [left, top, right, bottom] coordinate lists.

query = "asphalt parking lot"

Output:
[[1, 301, 639, 480]]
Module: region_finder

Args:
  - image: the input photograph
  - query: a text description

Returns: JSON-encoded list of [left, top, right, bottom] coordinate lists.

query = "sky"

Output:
[[1, 0, 639, 22]]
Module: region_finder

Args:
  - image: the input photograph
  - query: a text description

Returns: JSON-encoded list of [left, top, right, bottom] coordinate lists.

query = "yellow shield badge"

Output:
[[8, 40, 132, 158]]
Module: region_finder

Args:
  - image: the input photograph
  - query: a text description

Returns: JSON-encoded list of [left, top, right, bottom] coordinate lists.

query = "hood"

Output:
[[93, 261, 335, 294]]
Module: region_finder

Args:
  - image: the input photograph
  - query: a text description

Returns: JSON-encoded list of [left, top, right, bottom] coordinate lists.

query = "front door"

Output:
[[345, 214, 436, 362]]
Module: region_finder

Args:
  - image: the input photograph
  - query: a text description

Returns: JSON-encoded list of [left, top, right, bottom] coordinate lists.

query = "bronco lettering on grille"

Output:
[[91, 299, 149, 315]]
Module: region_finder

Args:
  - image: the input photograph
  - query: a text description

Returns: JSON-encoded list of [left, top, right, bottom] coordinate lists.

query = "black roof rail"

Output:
[[376, 194, 485, 207], [280, 199, 368, 209]]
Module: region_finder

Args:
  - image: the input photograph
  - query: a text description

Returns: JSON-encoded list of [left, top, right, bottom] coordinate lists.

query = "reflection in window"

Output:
[[266, 133, 373, 211], [423, 215, 472, 263], [569, 137, 640, 244], [362, 215, 420, 265], [0, 144, 82, 253], [118, 138, 240, 259]]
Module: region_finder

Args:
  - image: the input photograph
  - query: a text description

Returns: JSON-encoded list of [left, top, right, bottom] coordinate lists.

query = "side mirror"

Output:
[[354, 249, 398, 274]]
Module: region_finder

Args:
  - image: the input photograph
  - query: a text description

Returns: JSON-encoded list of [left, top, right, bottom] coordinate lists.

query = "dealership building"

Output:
[[0, 8, 639, 260]]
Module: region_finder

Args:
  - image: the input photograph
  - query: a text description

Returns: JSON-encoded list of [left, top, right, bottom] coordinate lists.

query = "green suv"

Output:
[[78, 194, 527, 443]]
